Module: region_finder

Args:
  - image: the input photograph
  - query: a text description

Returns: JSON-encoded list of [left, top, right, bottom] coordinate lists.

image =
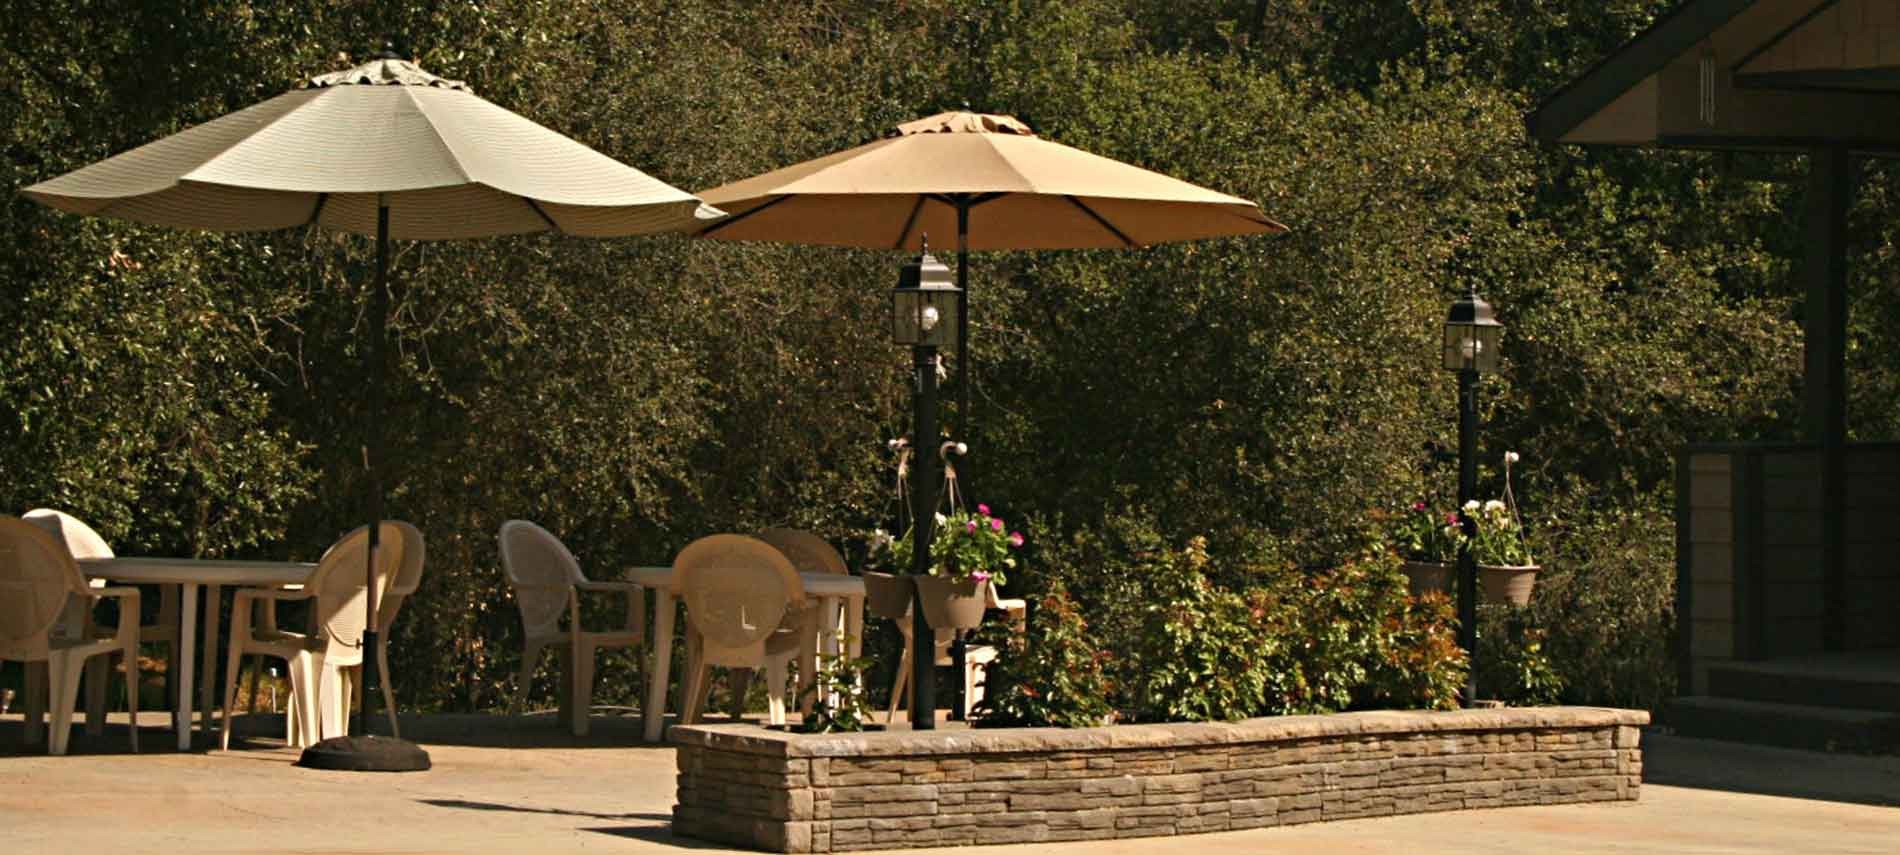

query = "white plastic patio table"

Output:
[[625, 565, 865, 742], [78, 557, 317, 750]]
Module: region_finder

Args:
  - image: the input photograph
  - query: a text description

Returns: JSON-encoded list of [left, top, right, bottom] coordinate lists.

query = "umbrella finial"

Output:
[[921, 233, 929, 254], [378, 37, 405, 60]]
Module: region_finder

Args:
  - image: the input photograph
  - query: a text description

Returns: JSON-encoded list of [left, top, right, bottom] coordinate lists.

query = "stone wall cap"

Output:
[[668, 706, 1650, 758]]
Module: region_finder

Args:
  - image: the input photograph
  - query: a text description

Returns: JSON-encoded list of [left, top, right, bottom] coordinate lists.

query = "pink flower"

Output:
[[977, 503, 991, 515], [991, 518, 1004, 532], [1009, 532, 1025, 548], [970, 570, 991, 582], [1412, 502, 1427, 511], [1444, 513, 1459, 526], [965, 520, 979, 533]]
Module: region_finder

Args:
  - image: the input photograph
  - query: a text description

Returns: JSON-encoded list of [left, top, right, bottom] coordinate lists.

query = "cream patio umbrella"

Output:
[[696, 110, 1285, 449], [22, 53, 721, 769]]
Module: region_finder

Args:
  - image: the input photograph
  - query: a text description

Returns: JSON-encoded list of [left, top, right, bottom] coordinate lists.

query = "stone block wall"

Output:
[[672, 707, 1648, 852]]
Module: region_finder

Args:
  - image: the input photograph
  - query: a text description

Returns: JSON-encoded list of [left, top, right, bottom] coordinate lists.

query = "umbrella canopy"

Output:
[[24, 56, 721, 238], [696, 110, 1281, 484], [20, 54, 720, 759], [697, 111, 1284, 249]]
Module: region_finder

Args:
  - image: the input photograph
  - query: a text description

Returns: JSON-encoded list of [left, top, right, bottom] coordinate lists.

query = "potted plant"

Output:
[[1468, 451, 1540, 606], [876, 504, 1022, 630], [1394, 501, 1461, 597]]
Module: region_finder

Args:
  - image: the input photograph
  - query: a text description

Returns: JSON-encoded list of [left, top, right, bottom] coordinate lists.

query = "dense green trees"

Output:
[[4, 1, 1880, 712]]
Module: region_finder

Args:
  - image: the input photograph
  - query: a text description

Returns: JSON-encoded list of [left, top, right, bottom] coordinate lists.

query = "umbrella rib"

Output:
[[1064, 196, 1138, 248], [893, 196, 928, 250], [698, 195, 793, 237], [524, 198, 563, 234], [305, 192, 330, 227]]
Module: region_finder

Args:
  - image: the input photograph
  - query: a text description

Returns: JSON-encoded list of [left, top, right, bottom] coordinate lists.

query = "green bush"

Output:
[[1009, 512, 1466, 723], [1523, 484, 1678, 711], [974, 581, 1115, 729], [1122, 537, 1272, 722], [1476, 605, 1565, 706]]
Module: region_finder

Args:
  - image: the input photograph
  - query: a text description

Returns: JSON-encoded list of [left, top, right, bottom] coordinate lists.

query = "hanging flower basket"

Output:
[[1400, 561, 1455, 598], [1480, 563, 1540, 607], [915, 575, 989, 630]]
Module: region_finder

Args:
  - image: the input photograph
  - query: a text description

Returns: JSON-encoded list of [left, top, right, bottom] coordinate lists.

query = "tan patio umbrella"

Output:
[[696, 110, 1285, 445], [22, 53, 721, 769]]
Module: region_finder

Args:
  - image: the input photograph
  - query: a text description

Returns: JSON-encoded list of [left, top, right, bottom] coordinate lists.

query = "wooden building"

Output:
[[1532, 0, 1900, 750]]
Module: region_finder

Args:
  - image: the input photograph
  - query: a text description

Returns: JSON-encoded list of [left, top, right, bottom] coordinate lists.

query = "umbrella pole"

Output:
[[296, 200, 428, 772], [358, 201, 389, 741], [948, 199, 971, 722], [955, 197, 971, 469]]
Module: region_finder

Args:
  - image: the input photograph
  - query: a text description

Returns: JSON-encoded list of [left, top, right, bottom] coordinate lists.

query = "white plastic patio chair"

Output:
[[219, 523, 400, 749], [498, 520, 647, 737], [286, 520, 426, 742], [23, 508, 178, 736], [675, 534, 820, 727], [0, 517, 140, 755]]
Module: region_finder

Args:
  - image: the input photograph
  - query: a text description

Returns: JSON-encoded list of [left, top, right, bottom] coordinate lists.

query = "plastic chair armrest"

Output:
[[92, 586, 141, 640]]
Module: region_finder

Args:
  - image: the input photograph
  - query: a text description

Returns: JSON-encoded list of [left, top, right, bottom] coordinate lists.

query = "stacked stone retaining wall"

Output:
[[672, 707, 1647, 852]]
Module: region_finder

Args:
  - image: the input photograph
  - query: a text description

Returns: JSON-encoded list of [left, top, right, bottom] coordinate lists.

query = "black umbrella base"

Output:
[[296, 735, 432, 772]]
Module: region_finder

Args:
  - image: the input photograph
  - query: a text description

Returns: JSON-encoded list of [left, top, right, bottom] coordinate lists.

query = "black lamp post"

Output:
[[1444, 287, 1502, 708], [892, 241, 962, 730]]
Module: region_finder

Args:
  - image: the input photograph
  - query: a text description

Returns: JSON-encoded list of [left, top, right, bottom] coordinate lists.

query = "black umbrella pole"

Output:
[[955, 199, 972, 492], [297, 203, 427, 772], [358, 203, 390, 740]]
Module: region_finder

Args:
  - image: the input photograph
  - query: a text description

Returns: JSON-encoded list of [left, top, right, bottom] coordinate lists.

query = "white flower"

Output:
[[1484, 499, 1506, 514], [933, 512, 948, 526], [869, 528, 893, 550], [1463, 500, 1480, 512], [1504, 451, 1520, 465]]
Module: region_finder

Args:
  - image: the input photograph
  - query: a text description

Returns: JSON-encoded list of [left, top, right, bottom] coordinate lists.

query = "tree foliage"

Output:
[[5, 0, 1872, 712]]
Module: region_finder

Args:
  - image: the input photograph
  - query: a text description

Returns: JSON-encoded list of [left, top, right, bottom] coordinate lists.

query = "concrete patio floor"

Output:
[[2, 712, 1897, 854]]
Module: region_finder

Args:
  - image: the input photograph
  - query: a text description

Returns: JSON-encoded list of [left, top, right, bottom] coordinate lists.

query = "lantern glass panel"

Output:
[[1442, 322, 1503, 372]]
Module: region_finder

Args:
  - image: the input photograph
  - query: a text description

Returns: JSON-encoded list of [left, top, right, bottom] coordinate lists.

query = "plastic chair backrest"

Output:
[[498, 520, 584, 638], [0, 517, 92, 644], [377, 521, 426, 632], [304, 523, 401, 650], [755, 528, 848, 576], [675, 534, 801, 653], [22, 509, 115, 560]]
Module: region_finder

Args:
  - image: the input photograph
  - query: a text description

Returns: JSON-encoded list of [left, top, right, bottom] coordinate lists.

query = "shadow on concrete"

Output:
[[0, 714, 188, 756], [582, 825, 732, 849], [1643, 730, 1900, 807], [418, 798, 669, 822], [386, 712, 682, 750]]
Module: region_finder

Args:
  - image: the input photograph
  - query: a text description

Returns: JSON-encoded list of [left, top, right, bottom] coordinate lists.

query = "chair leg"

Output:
[[285, 687, 300, 747], [23, 661, 46, 744], [886, 642, 910, 724], [765, 658, 789, 726], [220, 643, 249, 752], [726, 668, 753, 720], [85, 655, 108, 736], [681, 661, 713, 727], [554, 645, 573, 730], [120, 646, 140, 753], [49, 652, 87, 756], [289, 654, 324, 749], [245, 654, 264, 715], [378, 641, 400, 739], [317, 662, 348, 740], [511, 641, 545, 717], [569, 639, 593, 738]]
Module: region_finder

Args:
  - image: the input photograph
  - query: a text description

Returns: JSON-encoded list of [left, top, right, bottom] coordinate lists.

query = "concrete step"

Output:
[[1666, 695, 1900, 754], [1707, 663, 1900, 713]]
